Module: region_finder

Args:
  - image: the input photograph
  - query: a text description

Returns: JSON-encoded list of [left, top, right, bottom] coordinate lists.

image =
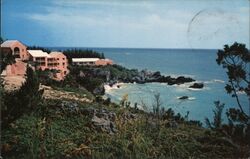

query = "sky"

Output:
[[1, 0, 249, 49]]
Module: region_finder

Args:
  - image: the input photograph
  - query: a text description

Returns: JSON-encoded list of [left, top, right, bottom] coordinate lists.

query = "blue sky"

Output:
[[2, 0, 249, 48]]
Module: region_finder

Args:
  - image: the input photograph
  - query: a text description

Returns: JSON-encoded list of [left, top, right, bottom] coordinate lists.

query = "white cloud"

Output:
[[23, 0, 249, 48]]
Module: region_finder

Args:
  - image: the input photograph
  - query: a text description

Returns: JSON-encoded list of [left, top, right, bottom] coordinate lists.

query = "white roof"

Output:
[[72, 58, 100, 62], [28, 50, 50, 57], [50, 51, 64, 55], [1, 40, 19, 47]]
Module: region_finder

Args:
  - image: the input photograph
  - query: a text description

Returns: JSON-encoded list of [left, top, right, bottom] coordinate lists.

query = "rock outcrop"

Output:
[[178, 96, 189, 100], [90, 108, 118, 134], [189, 83, 204, 89], [129, 70, 195, 85]]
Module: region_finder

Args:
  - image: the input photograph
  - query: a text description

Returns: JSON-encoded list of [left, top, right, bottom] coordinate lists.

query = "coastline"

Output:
[[104, 82, 126, 93]]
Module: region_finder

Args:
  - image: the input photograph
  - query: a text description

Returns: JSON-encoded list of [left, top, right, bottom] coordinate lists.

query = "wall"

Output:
[[3, 60, 27, 76], [95, 59, 113, 66], [50, 52, 69, 80], [10, 41, 29, 60]]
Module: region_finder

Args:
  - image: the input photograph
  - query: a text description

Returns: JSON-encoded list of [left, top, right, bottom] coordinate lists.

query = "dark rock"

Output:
[[60, 101, 79, 114], [152, 71, 161, 77], [189, 83, 204, 89], [179, 96, 189, 100], [121, 112, 137, 121], [93, 84, 105, 95], [176, 76, 194, 83], [90, 109, 117, 134], [80, 108, 96, 116]]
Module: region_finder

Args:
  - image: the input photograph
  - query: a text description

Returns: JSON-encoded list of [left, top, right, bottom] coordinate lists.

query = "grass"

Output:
[[2, 98, 248, 159]]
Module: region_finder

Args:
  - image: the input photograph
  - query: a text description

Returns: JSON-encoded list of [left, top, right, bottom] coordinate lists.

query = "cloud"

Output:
[[22, 0, 249, 48]]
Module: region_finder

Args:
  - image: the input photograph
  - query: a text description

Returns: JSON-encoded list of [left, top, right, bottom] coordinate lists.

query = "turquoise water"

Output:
[[93, 48, 249, 123], [54, 47, 249, 123]]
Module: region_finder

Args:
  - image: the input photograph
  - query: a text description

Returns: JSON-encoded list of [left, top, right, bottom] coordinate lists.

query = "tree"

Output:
[[0, 37, 4, 44], [1, 67, 43, 128], [205, 101, 225, 130], [216, 42, 250, 119], [63, 49, 105, 64], [152, 93, 162, 118], [0, 37, 16, 72], [0, 52, 15, 72]]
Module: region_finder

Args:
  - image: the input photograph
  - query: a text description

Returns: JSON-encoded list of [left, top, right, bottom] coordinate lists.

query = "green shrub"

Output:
[[205, 101, 224, 130], [1, 67, 43, 128]]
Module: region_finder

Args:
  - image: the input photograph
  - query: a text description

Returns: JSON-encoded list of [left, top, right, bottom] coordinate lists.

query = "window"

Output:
[[40, 62, 46, 66], [13, 47, 20, 57]]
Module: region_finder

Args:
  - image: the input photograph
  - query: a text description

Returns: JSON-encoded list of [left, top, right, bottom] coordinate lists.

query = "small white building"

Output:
[[72, 58, 113, 66], [72, 58, 100, 66]]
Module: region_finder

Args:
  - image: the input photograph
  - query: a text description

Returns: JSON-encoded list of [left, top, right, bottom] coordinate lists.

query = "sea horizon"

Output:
[[45, 46, 219, 51]]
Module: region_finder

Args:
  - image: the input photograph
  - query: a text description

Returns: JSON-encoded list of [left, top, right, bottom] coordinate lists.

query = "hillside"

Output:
[[1, 82, 250, 158]]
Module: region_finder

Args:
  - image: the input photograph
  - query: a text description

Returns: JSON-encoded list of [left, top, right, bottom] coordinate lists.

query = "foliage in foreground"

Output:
[[1, 67, 43, 128], [1, 98, 250, 159], [216, 42, 250, 118]]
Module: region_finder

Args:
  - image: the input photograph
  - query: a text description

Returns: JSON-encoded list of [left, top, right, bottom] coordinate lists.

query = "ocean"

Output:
[[53, 47, 249, 123]]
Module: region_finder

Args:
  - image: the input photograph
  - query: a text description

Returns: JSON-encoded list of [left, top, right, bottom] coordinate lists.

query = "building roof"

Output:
[[99, 59, 112, 61], [50, 51, 65, 57], [72, 58, 100, 62], [1, 40, 20, 47], [28, 50, 50, 57]]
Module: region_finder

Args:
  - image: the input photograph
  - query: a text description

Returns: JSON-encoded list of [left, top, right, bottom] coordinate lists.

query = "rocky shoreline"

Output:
[[75, 65, 205, 95], [105, 69, 204, 91]]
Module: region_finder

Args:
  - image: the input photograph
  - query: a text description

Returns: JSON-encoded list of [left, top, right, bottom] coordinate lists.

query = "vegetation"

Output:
[[2, 98, 249, 158], [216, 42, 250, 119], [0, 51, 15, 73], [0, 37, 4, 43], [205, 101, 225, 130], [0, 37, 15, 72], [102, 64, 139, 81], [204, 42, 250, 152], [1, 67, 43, 128], [36, 66, 105, 96], [1, 42, 250, 158], [216, 43, 250, 142]]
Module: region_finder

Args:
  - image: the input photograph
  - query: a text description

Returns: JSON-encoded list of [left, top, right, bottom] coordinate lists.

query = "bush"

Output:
[[205, 101, 224, 130], [1, 67, 43, 128]]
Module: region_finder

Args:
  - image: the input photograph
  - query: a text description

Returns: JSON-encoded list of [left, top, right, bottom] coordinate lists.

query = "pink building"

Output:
[[96, 59, 113, 66], [1, 40, 29, 60], [1, 60, 27, 77], [50, 52, 69, 80], [1, 40, 69, 80], [28, 50, 69, 80], [1, 40, 29, 76]]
